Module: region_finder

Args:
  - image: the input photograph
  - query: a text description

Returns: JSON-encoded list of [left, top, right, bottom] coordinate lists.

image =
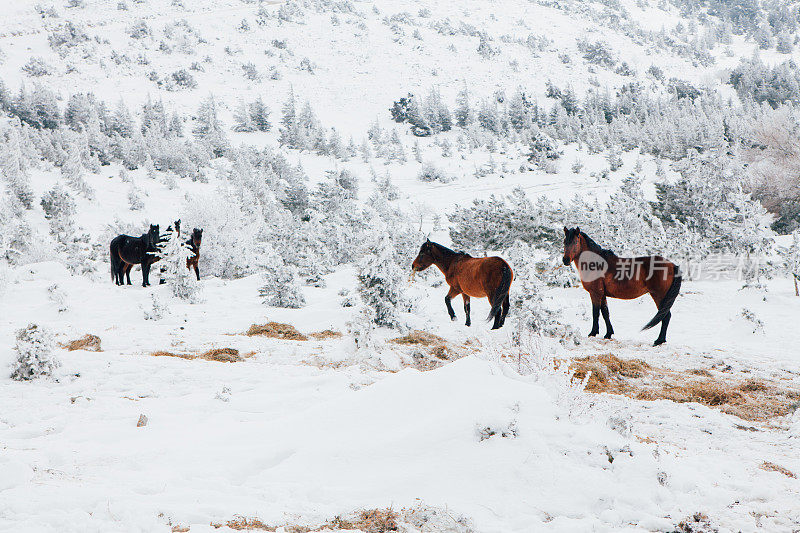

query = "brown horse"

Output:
[[185, 228, 202, 280], [412, 239, 513, 329], [562, 227, 681, 346]]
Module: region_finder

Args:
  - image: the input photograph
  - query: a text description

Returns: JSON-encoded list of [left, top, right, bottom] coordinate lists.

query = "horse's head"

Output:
[[148, 224, 160, 245], [562, 226, 583, 265], [191, 228, 203, 248], [412, 239, 436, 272], [173, 219, 181, 236]]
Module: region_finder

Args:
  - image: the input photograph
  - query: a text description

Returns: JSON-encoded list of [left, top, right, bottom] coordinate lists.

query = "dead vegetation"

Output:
[[389, 330, 466, 371], [62, 334, 102, 352], [151, 348, 243, 363], [761, 461, 796, 478], [246, 322, 308, 341], [211, 508, 399, 532], [309, 329, 343, 340], [570, 354, 800, 423]]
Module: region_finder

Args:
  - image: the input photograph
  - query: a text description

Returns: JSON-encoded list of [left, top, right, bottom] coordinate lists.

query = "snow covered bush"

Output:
[[259, 261, 306, 308], [22, 57, 53, 77], [10, 324, 58, 381], [40, 184, 76, 240], [161, 229, 200, 302], [142, 293, 170, 321], [357, 232, 409, 329], [417, 162, 451, 183], [506, 243, 580, 345], [347, 304, 377, 351]]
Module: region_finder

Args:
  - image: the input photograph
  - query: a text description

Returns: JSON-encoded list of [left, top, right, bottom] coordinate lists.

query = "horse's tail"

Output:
[[642, 266, 682, 331], [488, 261, 513, 322], [110, 239, 120, 282]]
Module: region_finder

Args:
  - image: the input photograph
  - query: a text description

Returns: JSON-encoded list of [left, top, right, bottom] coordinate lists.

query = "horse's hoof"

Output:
[[588, 332, 598, 337], [604, 334, 613, 340], [450, 316, 456, 321], [465, 322, 471, 327], [653, 339, 666, 346]]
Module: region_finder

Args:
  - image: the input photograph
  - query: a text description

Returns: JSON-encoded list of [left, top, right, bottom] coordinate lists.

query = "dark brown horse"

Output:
[[562, 227, 681, 345], [412, 239, 513, 329], [185, 228, 202, 280], [110, 224, 160, 287]]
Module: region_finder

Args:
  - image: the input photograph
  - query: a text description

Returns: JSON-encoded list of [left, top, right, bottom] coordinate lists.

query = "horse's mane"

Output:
[[431, 241, 470, 258], [581, 232, 617, 259]]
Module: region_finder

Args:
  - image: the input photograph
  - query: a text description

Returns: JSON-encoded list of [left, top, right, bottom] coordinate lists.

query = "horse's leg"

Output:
[[142, 261, 150, 287], [194, 261, 200, 281], [601, 296, 614, 339], [445, 287, 460, 321], [588, 292, 602, 337], [499, 294, 510, 327], [462, 295, 471, 327], [654, 311, 671, 346]]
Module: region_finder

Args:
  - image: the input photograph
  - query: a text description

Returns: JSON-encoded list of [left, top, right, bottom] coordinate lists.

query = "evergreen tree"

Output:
[[40, 183, 76, 239], [162, 228, 201, 301], [0, 125, 35, 209], [357, 231, 407, 328], [193, 95, 229, 157], [455, 84, 473, 128], [259, 260, 306, 308]]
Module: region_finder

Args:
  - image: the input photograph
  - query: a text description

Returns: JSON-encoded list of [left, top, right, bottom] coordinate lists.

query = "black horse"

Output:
[[186, 228, 202, 281], [110, 224, 160, 287]]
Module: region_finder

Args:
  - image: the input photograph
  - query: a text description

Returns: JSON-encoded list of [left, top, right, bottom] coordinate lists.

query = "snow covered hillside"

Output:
[[2, 0, 800, 531]]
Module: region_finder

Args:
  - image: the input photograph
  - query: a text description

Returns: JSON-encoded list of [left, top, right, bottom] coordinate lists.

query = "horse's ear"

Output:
[[563, 226, 569, 236], [575, 226, 580, 235]]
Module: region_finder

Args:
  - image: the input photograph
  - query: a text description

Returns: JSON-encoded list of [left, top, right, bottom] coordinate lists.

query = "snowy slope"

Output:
[[2, 0, 800, 531]]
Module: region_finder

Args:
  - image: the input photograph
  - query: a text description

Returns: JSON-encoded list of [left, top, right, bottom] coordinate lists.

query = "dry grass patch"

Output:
[[761, 461, 796, 478], [151, 350, 194, 360], [309, 329, 342, 340], [210, 508, 399, 532], [390, 330, 465, 371], [246, 322, 308, 341], [212, 516, 275, 531], [390, 330, 448, 347], [63, 334, 102, 352], [151, 348, 243, 363], [200, 348, 243, 362], [569, 354, 800, 423]]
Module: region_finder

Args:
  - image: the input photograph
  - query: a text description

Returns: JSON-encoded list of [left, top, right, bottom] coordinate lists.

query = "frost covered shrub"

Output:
[[143, 293, 169, 320], [168, 69, 197, 90], [506, 243, 580, 345], [527, 133, 560, 167], [259, 262, 306, 308], [40, 184, 76, 238], [181, 191, 266, 279], [47, 283, 68, 313], [48, 21, 89, 56], [417, 163, 451, 183], [22, 57, 53, 77], [233, 97, 271, 132], [128, 20, 151, 39], [577, 38, 616, 68], [162, 228, 201, 301], [10, 324, 59, 381], [127, 184, 144, 210], [357, 233, 408, 328], [242, 62, 260, 81], [347, 305, 376, 351]]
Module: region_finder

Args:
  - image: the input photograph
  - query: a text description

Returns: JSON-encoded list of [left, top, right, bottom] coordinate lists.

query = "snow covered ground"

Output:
[[2, 261, 800, 532], [2, 0, 800, 531]]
